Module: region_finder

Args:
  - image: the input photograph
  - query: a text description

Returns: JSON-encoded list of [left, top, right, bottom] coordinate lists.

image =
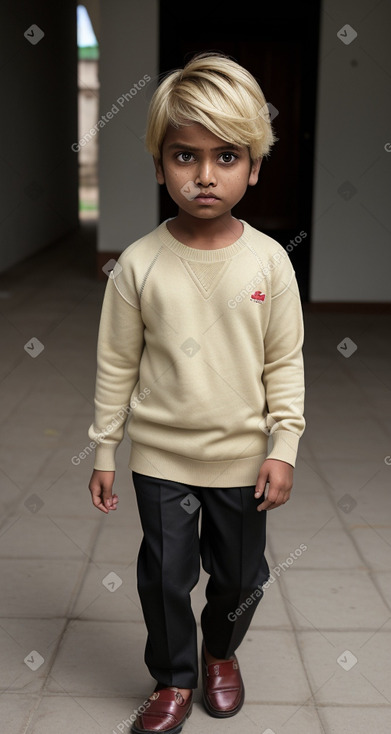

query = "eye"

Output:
[[176, 152, 195, 163], [219, 152, 238, 164]]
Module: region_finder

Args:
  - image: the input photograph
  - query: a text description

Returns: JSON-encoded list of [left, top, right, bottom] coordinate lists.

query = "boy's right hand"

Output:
[[88, 469, 118, 514]]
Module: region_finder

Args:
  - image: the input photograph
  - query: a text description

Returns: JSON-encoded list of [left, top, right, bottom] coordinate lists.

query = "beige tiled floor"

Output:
[[1, 222, 390, 733]]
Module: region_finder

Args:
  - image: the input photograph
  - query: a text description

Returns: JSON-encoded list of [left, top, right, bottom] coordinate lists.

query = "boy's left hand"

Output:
[[254, 459, 294, 511]]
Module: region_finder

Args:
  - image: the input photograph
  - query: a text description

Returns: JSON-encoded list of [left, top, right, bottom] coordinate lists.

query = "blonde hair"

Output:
[[145, 52, 277, 162]]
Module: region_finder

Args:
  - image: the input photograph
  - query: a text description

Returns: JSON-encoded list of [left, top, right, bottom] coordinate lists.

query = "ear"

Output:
[[154, 156, 165, 185], [248, 157, 262, 186]]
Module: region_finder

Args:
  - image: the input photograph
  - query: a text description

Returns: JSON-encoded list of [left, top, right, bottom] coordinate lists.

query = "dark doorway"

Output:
[[158, 1, 322, 302]]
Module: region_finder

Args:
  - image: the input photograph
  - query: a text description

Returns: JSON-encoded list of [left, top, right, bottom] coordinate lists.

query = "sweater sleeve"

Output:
[[88, 268, 145, 471], [262, 258, 306, 468]]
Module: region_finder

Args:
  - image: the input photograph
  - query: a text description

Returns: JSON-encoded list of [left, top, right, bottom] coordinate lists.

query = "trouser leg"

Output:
[[199, 485, 270, 660], [132, 472, 201, 689]]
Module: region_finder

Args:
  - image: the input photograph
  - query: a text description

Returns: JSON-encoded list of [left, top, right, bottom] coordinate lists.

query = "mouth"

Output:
[[194, 193, 220, 204]]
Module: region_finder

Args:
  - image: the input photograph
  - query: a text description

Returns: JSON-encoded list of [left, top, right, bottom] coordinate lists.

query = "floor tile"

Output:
[[70, 561, 143, 622], [298, 630, 391, 705], [320, 705, 391, 733], [281, 569, 391, 630], [0, 559, 85, 618], [268, 526, 363, 570], [349, 526, 391, 572], [0, 693, 39, 734], [234, 631, 311, 704], [0, 514, 100, 560], [373, 572, 391, 609], [46, 620, 155, 697], [0, 618, 66, 693]]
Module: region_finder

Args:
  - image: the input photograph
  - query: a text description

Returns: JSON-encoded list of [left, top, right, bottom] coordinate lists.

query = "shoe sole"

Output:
[[202, 686, 245, 719], [130, 704, 193, 734]]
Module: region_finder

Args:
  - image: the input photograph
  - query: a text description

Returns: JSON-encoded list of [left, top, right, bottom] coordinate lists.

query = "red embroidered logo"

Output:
[[250, 290, 266, 303]]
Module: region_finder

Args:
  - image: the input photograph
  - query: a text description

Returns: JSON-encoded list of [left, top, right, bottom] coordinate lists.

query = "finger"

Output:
[[257, 485, 276, 510], [257, 487, 283, 511], [257, 499, 281, 511], [89, 484, 110, 514], [104, 492, 119, 510], [254, 478, 268, 499], [92, 494, 110, 513], [256, 499, 270, 511], [258, 489, 290, 511]]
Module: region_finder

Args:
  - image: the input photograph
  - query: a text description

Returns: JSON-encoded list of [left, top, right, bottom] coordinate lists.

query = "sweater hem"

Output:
[[128, 442, 268, 487]]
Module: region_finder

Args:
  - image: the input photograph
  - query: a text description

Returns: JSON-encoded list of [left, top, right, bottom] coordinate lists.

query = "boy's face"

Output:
[[154, 122, 261, 220]]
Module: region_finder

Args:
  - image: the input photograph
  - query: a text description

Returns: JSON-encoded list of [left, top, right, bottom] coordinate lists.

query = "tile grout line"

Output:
[[306, 456, 391, 617], [20, 517, 109, 734], [263, 539, 328, 733]]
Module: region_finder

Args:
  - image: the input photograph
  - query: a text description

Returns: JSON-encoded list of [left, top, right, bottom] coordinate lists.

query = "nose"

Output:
[[194, 158, 217, 188]]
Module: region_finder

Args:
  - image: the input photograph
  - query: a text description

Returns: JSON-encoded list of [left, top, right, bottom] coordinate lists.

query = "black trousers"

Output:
[[132, 471, 270, 689]]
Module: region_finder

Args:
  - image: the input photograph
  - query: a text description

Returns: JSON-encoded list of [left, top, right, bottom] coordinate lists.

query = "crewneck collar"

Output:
[[157, 219, 252, 262]]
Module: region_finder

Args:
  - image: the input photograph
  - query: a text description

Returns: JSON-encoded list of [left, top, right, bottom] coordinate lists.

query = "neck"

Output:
[[168, 210, 243, 249]]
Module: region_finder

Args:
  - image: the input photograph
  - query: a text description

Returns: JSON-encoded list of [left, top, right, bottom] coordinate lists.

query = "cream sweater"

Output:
[[88, 219, 305, 486]]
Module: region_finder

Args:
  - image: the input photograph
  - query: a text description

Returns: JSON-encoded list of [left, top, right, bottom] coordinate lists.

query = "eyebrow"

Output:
[[166, 142, 241, 152]]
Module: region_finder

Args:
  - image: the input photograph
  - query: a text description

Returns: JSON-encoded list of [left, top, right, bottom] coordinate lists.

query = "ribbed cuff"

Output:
[[265, 430, 300, 468], [93, 443, 118, 471]]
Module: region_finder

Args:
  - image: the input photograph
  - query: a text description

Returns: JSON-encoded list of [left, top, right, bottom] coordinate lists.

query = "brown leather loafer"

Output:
[[130, 688, 193, 733], [201, 642, 245, 718]]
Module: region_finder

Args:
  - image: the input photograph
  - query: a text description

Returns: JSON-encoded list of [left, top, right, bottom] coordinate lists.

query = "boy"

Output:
[[88, 52, 305, 734]]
